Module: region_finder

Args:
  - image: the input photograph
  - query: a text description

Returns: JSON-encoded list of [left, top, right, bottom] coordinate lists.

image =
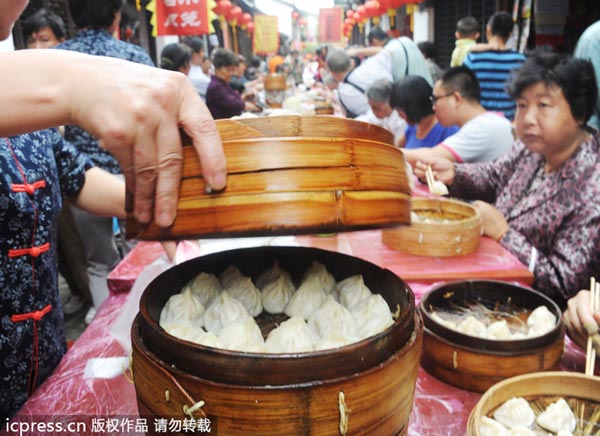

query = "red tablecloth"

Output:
[[10, 232, 585, 436]]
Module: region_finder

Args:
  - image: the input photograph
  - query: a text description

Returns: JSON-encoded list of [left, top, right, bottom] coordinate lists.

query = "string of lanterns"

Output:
[[343, 0, 422, 37], [212, 0, 255, 33]]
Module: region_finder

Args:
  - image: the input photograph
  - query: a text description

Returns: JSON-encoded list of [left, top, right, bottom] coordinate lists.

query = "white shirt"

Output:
[[188, 64, 211, 100], [440, 112, 513, 162], [337, 50, 393, 118], [355, 109, 407, 146]]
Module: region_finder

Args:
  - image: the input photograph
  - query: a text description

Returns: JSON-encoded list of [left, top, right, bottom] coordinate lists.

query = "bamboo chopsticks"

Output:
[[425, 165, 449, 196], [585, 277, 600, 376]]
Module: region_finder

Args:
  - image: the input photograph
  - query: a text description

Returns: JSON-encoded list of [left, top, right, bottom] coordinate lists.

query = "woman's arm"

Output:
[[71, 167, 126, 219], [0, 49, 226, 227]]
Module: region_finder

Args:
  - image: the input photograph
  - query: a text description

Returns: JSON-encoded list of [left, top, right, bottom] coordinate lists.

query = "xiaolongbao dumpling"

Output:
[[219, 265, 245, 289], [351, 294, 394, 339], [284, 275, 326, 320], [493, 397, 535, 429], [185, 271, 220, 307], [336, 275, 373, 310], [159, 286, 205, 327], [203, 291, 249, 335], [456, 315, 487, 338], [162, 321, 206, 343], [536, 398, 576, 434], [256, 260, 293, 290], [314, 332, 358, 351], [430, 312, 457, 330], [308, 295, 357, 338], [506, 426, 535, 436], [265, 315, 319, 353], [223, 276, 263, 317], [527, 305, 556, 337], [301, 261, 336, 294], [261, 274, 295, 314], [218, 316, 265, 352], [486, 320, 512, 340], [479, 416, 507, 436]]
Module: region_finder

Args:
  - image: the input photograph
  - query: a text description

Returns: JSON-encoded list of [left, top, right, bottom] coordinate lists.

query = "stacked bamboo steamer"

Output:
[[127, 115, 411, 240]]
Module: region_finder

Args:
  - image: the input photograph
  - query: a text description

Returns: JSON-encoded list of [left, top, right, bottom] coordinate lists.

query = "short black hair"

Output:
[[23, 8, 66, 39], [211, 48, 238, 69], [417, 41, 436, 60], [160, 43, 192, 72], [440, 66, 481, 103], [507, 50, 598, 124], [456, 16, 479, 37], [488, 11, 514, 40], [181, 36, 204, 54], [367, 26, 389, 44], [68, 0, 123, 30], [390, 76, 434, 124]]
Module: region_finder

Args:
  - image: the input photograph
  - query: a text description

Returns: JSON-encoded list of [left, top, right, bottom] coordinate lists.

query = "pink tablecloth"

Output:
[[11, 232, 582, 436]]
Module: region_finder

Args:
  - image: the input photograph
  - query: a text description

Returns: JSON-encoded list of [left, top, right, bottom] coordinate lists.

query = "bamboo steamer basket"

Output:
[[381, 197, 482, 257], [264, 74, 287, 108], [467, 371, 600, 435], [419, 280, 565, 392], [132, 246, 423, 435], [126, 116, 410, 240]]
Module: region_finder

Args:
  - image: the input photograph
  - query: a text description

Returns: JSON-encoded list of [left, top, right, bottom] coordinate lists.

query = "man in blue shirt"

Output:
[[463, 11, 526, 120], [56, 0, 154, 321]]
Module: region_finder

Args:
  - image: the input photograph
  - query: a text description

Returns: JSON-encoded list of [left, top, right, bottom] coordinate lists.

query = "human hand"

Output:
[[564, 290, 600, 351], [69, 55, 227, 227], [413, 157, 455, 186], [471, 200, 509, 241]]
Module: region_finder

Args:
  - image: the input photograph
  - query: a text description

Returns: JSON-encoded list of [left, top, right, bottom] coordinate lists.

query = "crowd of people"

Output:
[[1, 0, 600, 421]]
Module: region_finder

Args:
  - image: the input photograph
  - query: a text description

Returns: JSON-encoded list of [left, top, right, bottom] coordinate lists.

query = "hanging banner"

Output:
[[318, 8, 343, 43], [254, 15, 279, 55], [155, 0, 210, 36]]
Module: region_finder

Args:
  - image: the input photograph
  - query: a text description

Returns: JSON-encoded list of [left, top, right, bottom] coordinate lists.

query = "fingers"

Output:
[[132, 123, 158, 225], [179, 83, 227, 191]]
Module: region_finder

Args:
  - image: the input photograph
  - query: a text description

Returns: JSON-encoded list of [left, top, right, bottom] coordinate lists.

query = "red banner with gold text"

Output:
[[156, 0, 209, 36]]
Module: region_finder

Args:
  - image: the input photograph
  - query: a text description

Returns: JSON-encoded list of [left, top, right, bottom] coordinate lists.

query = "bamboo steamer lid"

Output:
[[264, 73, 287, 91], [126, 116, 411, 240], [382, 197, 482, 257], [467, 371, 600, 435]]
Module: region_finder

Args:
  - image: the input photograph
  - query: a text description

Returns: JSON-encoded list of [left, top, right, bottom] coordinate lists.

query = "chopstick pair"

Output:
[[585, 277, 600, 376], [425, 165, 436, 194]]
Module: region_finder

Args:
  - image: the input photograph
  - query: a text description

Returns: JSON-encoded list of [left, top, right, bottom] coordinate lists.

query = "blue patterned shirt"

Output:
[[464, 50, 526, 121], [0, 130, 92, 418], [56, 29, 154, 174]]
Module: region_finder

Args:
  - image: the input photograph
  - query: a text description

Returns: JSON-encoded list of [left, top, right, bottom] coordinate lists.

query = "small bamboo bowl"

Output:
[[127, 116, 410, 240], [467, 371, 600, 435], [381, 197, 482, 257], [420, 280, 565, 392]]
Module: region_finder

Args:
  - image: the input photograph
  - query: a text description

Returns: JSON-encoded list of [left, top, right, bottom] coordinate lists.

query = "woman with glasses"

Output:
[[391, 76, 458, 149]]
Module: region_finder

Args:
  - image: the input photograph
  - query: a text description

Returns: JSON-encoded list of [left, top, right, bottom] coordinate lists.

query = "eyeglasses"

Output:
[[429, 93, 455, 105]]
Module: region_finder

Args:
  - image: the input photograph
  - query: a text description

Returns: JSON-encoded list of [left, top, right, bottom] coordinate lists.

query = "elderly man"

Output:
[[402, 66, 513, 165]]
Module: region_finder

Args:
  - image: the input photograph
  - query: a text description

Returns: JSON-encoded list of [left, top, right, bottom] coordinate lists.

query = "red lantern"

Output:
[[356, 5, 366, 21], [226, 5, 242, 22], [297, 17, 306, 27], [246, 21, 255, 33], [213, 0, 232, 17], [239, 12, 251, 26], [346, 9, 355, 18], [344, 17, 355, 26], [292, 11, 299, 20]]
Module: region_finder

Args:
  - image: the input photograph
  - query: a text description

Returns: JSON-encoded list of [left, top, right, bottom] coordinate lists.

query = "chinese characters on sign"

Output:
[[254, 15, 279, 55], [156, 0, 209, 36], [318, 8, 343, 43]]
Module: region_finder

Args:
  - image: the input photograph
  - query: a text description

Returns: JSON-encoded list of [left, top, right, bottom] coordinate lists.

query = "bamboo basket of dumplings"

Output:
[[419, 280, 565, 392], [381, 197, 482, 257], [126, 115, 411, 240], [131, 246, 423, 435], [467, 371, 600, 435]]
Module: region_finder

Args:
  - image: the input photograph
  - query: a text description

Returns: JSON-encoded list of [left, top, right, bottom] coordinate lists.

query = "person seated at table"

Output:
[[0, 128, 126, 419], [414, 51, 600, 308], [564, 290, 600, 352], [355, 79, 407, 147], [159, 43, 192, 75], [402, 66, 513, 165], [205, 48, 259, 119], [390, 75, 458, 149]]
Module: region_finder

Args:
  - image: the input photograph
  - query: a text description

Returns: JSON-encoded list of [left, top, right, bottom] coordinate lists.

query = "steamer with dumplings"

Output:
[[132, 246, 422, 435]]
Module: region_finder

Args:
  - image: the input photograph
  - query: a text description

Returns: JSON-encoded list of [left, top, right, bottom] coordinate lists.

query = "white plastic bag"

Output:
[[108, 241, 201, 352]]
